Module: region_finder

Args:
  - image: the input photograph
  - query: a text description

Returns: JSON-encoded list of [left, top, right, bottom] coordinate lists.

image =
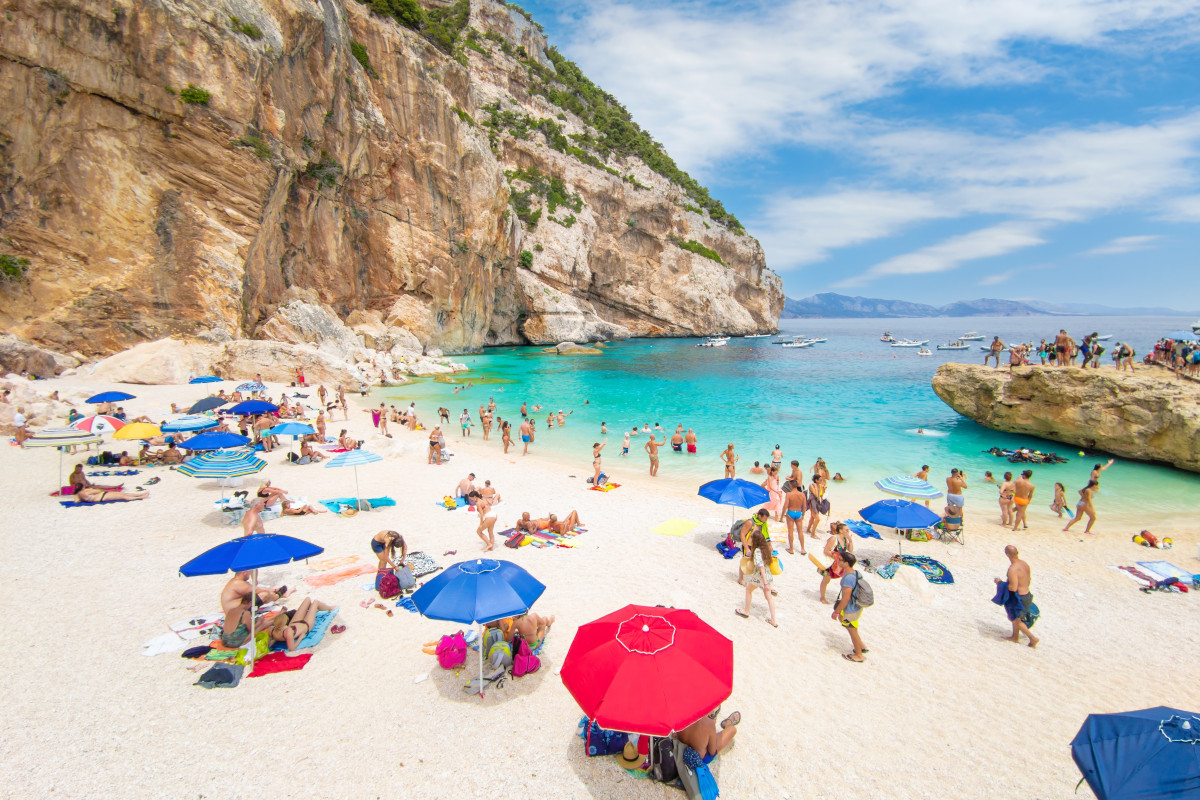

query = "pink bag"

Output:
[[511, 637, 541, 677], [435, 632, 467, 669]]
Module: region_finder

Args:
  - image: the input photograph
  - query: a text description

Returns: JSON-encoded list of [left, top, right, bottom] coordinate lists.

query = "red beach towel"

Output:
[[248, 651, 312, 677]]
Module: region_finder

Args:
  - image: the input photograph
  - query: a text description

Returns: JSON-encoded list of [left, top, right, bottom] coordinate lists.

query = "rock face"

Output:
[[0, 334, 80, 378], [932, 364, 1200, 473], [0, 0, 782, 358]]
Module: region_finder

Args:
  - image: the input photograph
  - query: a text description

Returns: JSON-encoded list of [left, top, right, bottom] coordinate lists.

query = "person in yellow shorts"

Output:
[[832, 552, 867, 663]]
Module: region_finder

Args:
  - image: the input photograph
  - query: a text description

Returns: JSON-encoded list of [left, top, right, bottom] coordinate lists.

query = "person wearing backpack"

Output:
[[831, 552, 871, 663]]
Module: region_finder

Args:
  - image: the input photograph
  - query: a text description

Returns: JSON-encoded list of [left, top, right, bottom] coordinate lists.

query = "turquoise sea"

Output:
[[376, 316, 1200, 516]]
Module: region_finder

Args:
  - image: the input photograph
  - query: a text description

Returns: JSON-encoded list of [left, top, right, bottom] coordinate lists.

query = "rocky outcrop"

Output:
[[0, 335, 80, 378], [932, 364, 1200, 473], [0, 0, 781, 357], [0, 374, 76, 433]]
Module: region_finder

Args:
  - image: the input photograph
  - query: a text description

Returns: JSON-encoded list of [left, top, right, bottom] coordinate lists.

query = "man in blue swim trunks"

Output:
[[782, 482, 809, 555], [519, 419, 532, 456]]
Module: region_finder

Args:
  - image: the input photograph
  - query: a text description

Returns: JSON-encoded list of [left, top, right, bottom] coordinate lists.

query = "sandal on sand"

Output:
[[330, 625, 346, 634], [733, 609, 749, 619], [720, 711, 741, 729], [765, 619, 778, 628], [842, 653, 865, 663], [359, 600, 372, 608], [374, 603, 386, 610]]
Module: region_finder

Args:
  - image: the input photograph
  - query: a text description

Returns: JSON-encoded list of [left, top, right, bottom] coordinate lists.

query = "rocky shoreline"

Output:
[[932, 362, 1200, 473]]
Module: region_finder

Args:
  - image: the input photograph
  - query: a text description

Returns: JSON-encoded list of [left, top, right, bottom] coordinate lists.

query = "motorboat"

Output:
[[696, 337, 728, 348], [917, 348, 932, 356], [780, 340, 813, 348], [1094, 334, 1112, 341], [805, 337, 828, 344], [881, 331, 896, 343], [936, 341, 971, 350], [743, 333, 771, 338], [960, 332, 985, 341], [979, 345, 1009, 352], [1193, 320, 1200, 336], [891, 338, 929, 347]]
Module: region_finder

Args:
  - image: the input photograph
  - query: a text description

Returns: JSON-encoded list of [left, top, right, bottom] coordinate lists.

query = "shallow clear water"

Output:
[[375, 315, 1200, 515]]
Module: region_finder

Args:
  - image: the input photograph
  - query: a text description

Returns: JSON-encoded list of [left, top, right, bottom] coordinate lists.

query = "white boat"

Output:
[[936, 342, 971, 351], [891, 339, 929, 347], [1095, 334, 1112, 341], [696, 337, 728, 348], [960, 332, 985, 341], [881, 331, 896, 342], [979, 345, 1009, 352], [780, 340, 814, 348], [1193, 320, 1200, 336], [805, 337, 828, 344], [918, 348, 932, 356], [743, 333, 770, 338]]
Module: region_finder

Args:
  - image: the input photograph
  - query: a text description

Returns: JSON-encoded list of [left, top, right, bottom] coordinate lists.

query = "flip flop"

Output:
[[359, 600, 372, 608], [733, 609, 749, 619], [842, 653, 865, 663], [443, 550, 457, 556], [330, 625, 346, 634], [765, 619, 778, 628]]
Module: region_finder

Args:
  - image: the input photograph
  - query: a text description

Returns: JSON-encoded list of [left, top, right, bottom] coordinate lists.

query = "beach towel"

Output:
[[195, 663, 244, 689], [1110, 565, 1158, 586], [652, 518, 698, 537], [844, 519, 883, 540], [142, 632, 189, 657], [588, 483, 621, 492], [304, 563, 375, 587], [319, 496, 396, 513], [396, 596, 419, 613], [170, 614, 223, 637], [894, 554, 954, 584], [248, 651, 313, 677], [1137, 561, 1195, 582], [60, 498, 140, 507], [406, 551, 441, 578], [991, 583, 1039, 628], [308, 555, 360, 572], [715, 540, 738, 559], [270, 608, 338, 651]]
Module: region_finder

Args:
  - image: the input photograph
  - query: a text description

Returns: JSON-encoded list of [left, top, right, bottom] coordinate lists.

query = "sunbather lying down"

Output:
[[75, 487, 148, 503], [268, 597, 336, 651], [515, 510, 583, 534]]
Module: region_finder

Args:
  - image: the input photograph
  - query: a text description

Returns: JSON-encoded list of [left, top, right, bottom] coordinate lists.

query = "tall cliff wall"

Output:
[[932, 363, 1200, 473], [0, 0, 782, 356]]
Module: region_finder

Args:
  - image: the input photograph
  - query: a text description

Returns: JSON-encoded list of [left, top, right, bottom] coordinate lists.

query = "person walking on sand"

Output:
[[645, 433, 665, 477], [460, 409, 472, 438], [1011, 470, 1034, 530], [519, 419, 532, 456], [1050, 482, 1069, 518], [685, 428, 697, 454], [591, 441, 607, 485], [475, 494, 498, 551], [995, 545, 1039, 648], [818, 523, 854, 604], [734, 530, 778, 628], [721, 443, 738, 478], [501, 420, 513, 454], [318, 384, 327, 407], [1063, 479, 1099, 534], [984, 336, 1005, 368], [762, 465, 783, 521], [832, 552, 867, 662], [806, 473, 827, 536], [998, 471, 1015, 527], [946, 468, 967, 510], [782, 481, 809, 554]]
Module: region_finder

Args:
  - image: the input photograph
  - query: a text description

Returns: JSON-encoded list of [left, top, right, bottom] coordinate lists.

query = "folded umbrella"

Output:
[[188, 397, 228, 415]]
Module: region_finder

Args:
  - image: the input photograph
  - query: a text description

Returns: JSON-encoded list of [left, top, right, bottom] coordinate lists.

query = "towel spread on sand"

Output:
[[588, 483, 621, 492], [304, 564, 376, 587], [269, 608, 338, 651], [1110, 565, 1158, 586], [406, 551, 440, 578], [396, 596, 419, 613], [897, 555, 954, 584], [195, 663, 244, 689], [308, 555, 360, 572], [1137, 561, 1195, 581], [248, 651, 312, 677], [651, 518, 699, 537], [844, 520, 883, 540], [142, 632, 189, 657], [60, 498, 141, 507], [319, 496, 396, 513]]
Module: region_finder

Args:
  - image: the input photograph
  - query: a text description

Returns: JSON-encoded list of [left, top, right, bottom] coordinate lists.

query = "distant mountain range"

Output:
[[781, 293, 1199, 319]]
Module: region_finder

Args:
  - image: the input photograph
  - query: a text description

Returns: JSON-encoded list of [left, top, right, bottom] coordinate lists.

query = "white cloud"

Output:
[[1160, 195, 1200, 221], [834, 222, 1047, 287], [1084, 235, 1161, 256]]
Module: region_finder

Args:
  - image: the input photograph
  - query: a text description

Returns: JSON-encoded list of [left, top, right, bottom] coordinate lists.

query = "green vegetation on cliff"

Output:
[[673, 237, 724, 264], [0, 254, 30, 282]]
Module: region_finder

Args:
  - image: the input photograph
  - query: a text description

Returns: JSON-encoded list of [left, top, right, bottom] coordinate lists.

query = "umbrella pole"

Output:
[[58, 447, 64, 492], [478, 622, 484, 697], [249, 568, 258, 673], [354, 466, 361, 510]]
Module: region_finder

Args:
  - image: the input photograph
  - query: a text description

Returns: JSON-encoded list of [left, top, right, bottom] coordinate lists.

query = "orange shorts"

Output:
[[1013, 497, 1030, 506]]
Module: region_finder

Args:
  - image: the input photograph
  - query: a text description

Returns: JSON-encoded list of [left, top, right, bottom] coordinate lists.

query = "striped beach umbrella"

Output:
[[874, 475, 944, 501], [161, 415, 219, 433], [325, 449, 382, 507], [70, 414, 126, 435], [24, 427, 104, 489], [237, 381, 267, 393], [189, 376, 222, 384], [177, 450, 266, 479]]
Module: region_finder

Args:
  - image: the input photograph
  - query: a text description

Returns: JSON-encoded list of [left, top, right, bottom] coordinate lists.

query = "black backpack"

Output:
[[650, 737, 678, 783]]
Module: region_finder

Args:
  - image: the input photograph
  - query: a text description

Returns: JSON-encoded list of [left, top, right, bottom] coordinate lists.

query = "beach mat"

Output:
[[60, 498, 141, 507], [248, 651, 312, 677], [319, 496, 396, 513], [406, 551, 440, 578], [304, 564, 375, 587], [1137, 561, 1195, 581], [877, 555, 954, 584], [588, 483, 621, 492], [1110, 565, 1158, 586], [270, 608, 338, 652], [308, 555, 360, 572], [651, 518, 698, 537], [844, 519, 882, 540]]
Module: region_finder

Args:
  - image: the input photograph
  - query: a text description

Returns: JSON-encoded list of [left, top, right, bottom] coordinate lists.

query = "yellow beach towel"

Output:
[[651, 518, 699, 537]]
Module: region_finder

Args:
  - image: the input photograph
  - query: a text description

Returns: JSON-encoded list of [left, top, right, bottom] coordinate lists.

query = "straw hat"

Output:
[[615, 740, 644, 770], [338, 506, 359, 518]]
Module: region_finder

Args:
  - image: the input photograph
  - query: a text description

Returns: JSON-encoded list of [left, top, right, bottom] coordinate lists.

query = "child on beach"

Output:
[[1050, 482, 1072, 518], [621, 431, 630, 456]]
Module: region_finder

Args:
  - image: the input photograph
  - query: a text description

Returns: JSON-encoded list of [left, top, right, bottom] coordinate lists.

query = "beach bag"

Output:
[[396, 565, 416, 590], [442, 495, 456, 509], [818, 497, 831, 515], [377, 570, 401, 599], [505, 530, 525, 548], [851, 571, 874, 608], [436, 632, 467, 669], [581, 718, 628, 757], [483, 628, 513, 668], [511, 637, 540, 677], [650, 737, 679, 783], [769, 554, 783, 575]]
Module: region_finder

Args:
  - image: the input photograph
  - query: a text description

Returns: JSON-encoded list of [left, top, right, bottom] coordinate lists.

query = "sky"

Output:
[[513, 0, 1200, 308]]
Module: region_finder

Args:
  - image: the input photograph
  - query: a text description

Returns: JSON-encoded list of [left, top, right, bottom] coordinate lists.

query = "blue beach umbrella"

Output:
[[264, 422, 315, 438], [180, 533, 324, 671], [189, 376, 222, 384], [1166, 330, 1195, 341], [325, 449, 382, 507], [874, 475, 944, 501], [177, 431, 251, 451], [86, 390, 135, 404], [161, 415, 219, 433], [413, 558, 546, 695], [237, 381, 267, 393], [698, 478, 771, 524], [229, 400, 278, 416], [859, 498, 942, 554], [187, 396, 227, 415], [1071, 707, 1200, 799]]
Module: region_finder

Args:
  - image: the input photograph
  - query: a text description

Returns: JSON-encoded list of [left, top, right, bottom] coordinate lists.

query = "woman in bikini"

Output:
[[735, 530, 778, 627], [501, 421, 512, 454], [818, 523, 854, 604], [75, 487, 148, 503], [371, 530, 406, 573], [1063, 480, 1099, 534], [998, 471, 1015, 527], [762, 465, 783, 521], [475, 494, 497, 551], [428, 427, 442, 465], [591, 441, 606, 485], [269, 597, 336, 651]]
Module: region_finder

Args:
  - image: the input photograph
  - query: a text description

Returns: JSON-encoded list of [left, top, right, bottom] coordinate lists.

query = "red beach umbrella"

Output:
[[560, 604, 733, 736], [70, 414, 126, 435]]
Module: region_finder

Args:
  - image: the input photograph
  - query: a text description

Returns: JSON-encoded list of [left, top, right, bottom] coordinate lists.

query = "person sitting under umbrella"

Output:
[[68, 463, 121, 494], [298, 440, 325, 463], [678, 708, 741, 760], [219, 571, 290, 648], [338, 429, 360, 451], [268, 597, 336, 651], [160, 442, 184, 464], [513, 610, 555, 652], [941, 503, 964, 531]]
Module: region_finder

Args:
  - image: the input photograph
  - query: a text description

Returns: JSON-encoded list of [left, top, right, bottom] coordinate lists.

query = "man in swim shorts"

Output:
[[832, 552, 867, 662], [984, 336, 1005, 368], [671, 429, 684, 452], [782, 482, 809, 555], [946, 468, 967, 509], [519, 420, 532, 456], [645, 434, 665, 476], [1053, 329, 1071, 367], [621, 430, 630, 456], [455, 473, 477, 498], [995, 545, 1038, 648], [1011, 470, 1034, 531], [520, 402, 527, 418], [685, 428, 697, 454]]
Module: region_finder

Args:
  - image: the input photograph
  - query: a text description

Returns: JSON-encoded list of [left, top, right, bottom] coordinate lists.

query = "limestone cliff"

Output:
[[0, 0, 782, 356], [932, 363, 1200, 473]]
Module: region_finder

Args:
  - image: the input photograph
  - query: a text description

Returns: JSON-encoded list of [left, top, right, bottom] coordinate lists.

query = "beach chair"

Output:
[[937, 522, 964, 546]]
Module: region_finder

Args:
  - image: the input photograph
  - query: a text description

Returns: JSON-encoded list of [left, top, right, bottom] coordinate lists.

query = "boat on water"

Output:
[[978, 345, 1009, 352], [780, 340, 814, 348], [1094, 334, 1112, 341], [1193, 320, 1200, 336], [917, 348, 932, 356], [960, 332, 985, 341], [805, 337, 828, 344], [936, 342, 971, 351], [696, 337, 728, 348], [743, 333, 771, 338], [880, 331, 896, 343], [891, 339, 929, 348]]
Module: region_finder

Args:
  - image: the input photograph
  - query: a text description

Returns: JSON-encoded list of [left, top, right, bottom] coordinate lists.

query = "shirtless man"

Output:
[[455, 473, 477, 498], [219, 571, 289, 648], [645, 434, 666, 476], [1053, 329, 1071, 367], [721, 444, 738, 478], [685, 428, 697, 454], [318, 385, 328, 408], [160, 442, 184, 464], [995, 545, 1039, 647], [985, 336, 1006, 368], [515, 512, 539, 534], [488, 396, 496, 414], [946, 468, 967, 511], [678, 710, 741, 759], [914, 464, 932, 507], [519, 419, 532, 455], [314, 411, 327, 443], [478, 479, 501, 504], [782, 481, 809, 555], [1011, 470, 1035, 530], [787, 461, 803, 490], [241, 497, 269, 536], [520, 402, 527, 418], [670, 429, 684, 453]]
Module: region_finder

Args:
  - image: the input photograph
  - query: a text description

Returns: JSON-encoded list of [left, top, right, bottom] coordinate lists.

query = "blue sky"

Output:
[[513, 0, 1200, 308]]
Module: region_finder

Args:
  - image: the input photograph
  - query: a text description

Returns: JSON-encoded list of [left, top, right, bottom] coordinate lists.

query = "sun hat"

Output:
[[615, 740, 644, 770]]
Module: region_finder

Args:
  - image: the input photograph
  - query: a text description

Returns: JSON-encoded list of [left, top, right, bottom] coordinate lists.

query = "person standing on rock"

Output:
[[645, 433, 666, 477], [985, 336, 1005, 368], [946, 468, 967, 511], [1011, 470, 1034, 530], [1053, 329, 1071, 366]]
